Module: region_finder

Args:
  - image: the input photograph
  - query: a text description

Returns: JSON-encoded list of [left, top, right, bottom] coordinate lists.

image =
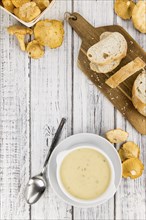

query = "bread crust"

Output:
[[90, 59, 121, 73], [88, 31, 127, 73], [106, 57, 146, 88], [87, 32, 127, 66], [132, 71, 146, 117]]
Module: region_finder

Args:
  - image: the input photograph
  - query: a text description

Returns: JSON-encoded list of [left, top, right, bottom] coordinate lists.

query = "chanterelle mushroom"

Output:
[[7, 25, 33, 51], [105, 128, 128, 144], [2, 0, 14, 13], [34, 19, 64, 48], [114, 0, 135, 20], [11, 0, 30, 8], [122, 158, 144, 179], [119, 141, 140, 162], [26, 40, 45, 59], [33, 0, 50, 11], [132, 0, 146, 33], [13, 2, 41, 22]]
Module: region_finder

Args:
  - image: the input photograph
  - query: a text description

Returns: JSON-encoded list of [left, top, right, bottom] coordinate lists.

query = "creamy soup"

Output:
[[60, 148, 111, 200]]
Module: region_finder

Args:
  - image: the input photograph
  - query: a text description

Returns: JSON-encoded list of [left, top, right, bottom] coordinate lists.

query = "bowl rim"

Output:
[[56, 145, 116, 204], [48, 133, 122, 207]]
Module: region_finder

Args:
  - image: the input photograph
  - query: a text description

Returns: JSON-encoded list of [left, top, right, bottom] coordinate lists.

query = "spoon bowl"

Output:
[[25, 174, 46, 204]]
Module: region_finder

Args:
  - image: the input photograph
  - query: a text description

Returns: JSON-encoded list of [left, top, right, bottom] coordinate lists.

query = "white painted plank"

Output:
[[114, 10, 146, 220], [73, 1, 115, 219], [0, 11, 30, 220], [0, 0, 145, 219], [30, 0, 73, 219]]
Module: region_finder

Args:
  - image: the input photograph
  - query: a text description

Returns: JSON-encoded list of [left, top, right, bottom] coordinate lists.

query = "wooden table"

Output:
[[0, 1, 145, 220]]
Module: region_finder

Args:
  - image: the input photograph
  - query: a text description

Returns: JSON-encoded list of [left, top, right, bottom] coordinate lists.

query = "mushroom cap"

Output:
[[122, 158, 144, 179], [2, 0, 14, 13], [7, 25, 33, 35], [119, 141, 140, 162], [7, 25, 33, 52], [12, 0, 30, 8], [132, 1, 146, 33], [26, 40, 45, 59], [105, 128, 128, 144], [114, 0, 135, 20], [14, 2, 41, 22], [34, 19, 64, 48], [33, 0, 50, 11], [119, 148, 126, 162]]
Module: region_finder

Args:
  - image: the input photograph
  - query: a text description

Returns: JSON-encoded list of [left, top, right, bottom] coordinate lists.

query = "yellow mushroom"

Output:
[[122, 158, 144, 179], [105, 128, 128, 144], [114, 0, 135, 20], [14, 2, 41, 22], [33, 0, 50, 11], [34, 19, 64, 48], [2, 0, 14, 13], [132, 0, 146, 33], [7, 25, 33, 51], [118, 141, 140, 162], [11, 0, 30, 8], [15, 33, 26, 51], [26, 40, 45, 59], [7, 25, 33, 35]]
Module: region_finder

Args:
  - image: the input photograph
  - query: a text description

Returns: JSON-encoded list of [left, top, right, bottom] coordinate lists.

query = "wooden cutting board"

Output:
[[67, 12, 146, 135]]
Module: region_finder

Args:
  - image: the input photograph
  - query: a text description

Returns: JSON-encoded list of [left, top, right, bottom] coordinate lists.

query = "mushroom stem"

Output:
[[15, 34, 26, 51]]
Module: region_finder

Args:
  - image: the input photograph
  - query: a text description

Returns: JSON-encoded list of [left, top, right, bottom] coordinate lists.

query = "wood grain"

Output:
[[0, 13, 30, 220]]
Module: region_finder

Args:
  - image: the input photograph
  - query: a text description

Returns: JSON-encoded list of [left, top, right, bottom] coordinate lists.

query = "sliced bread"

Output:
[[90, 59, 121, 73], [87, 32, 127, 66], [132, 70, 146, 117], [89, 31, 124, 73], [106, 57, 146, 88], [100, 31, 111, 40]]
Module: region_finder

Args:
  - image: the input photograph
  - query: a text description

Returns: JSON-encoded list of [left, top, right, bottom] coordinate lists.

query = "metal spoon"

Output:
[[24, 118, 66, 204]]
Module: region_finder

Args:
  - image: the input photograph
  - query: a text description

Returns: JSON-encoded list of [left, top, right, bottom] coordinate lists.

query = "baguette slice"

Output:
[[90, 32, 119, 73], [90, 59, 121, 73], [89, 31, 125, 73], [106, 57, 146, 88], [132, 70, 146, 117], [87, 32, 127, 65], [100, 31, 111, 40]]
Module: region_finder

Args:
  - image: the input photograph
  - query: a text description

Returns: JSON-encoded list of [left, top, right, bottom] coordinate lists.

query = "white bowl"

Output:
[[56, 145, 116, 205], [48, 133, 122, 208], [0, 0, 55, 27]]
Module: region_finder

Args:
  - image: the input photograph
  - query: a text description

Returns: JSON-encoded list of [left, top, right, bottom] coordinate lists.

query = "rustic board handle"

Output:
[[67, 12, 96, 41]]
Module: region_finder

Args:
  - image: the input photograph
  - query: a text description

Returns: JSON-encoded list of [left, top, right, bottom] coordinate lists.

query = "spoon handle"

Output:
[[42, 118, 66, 174]]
